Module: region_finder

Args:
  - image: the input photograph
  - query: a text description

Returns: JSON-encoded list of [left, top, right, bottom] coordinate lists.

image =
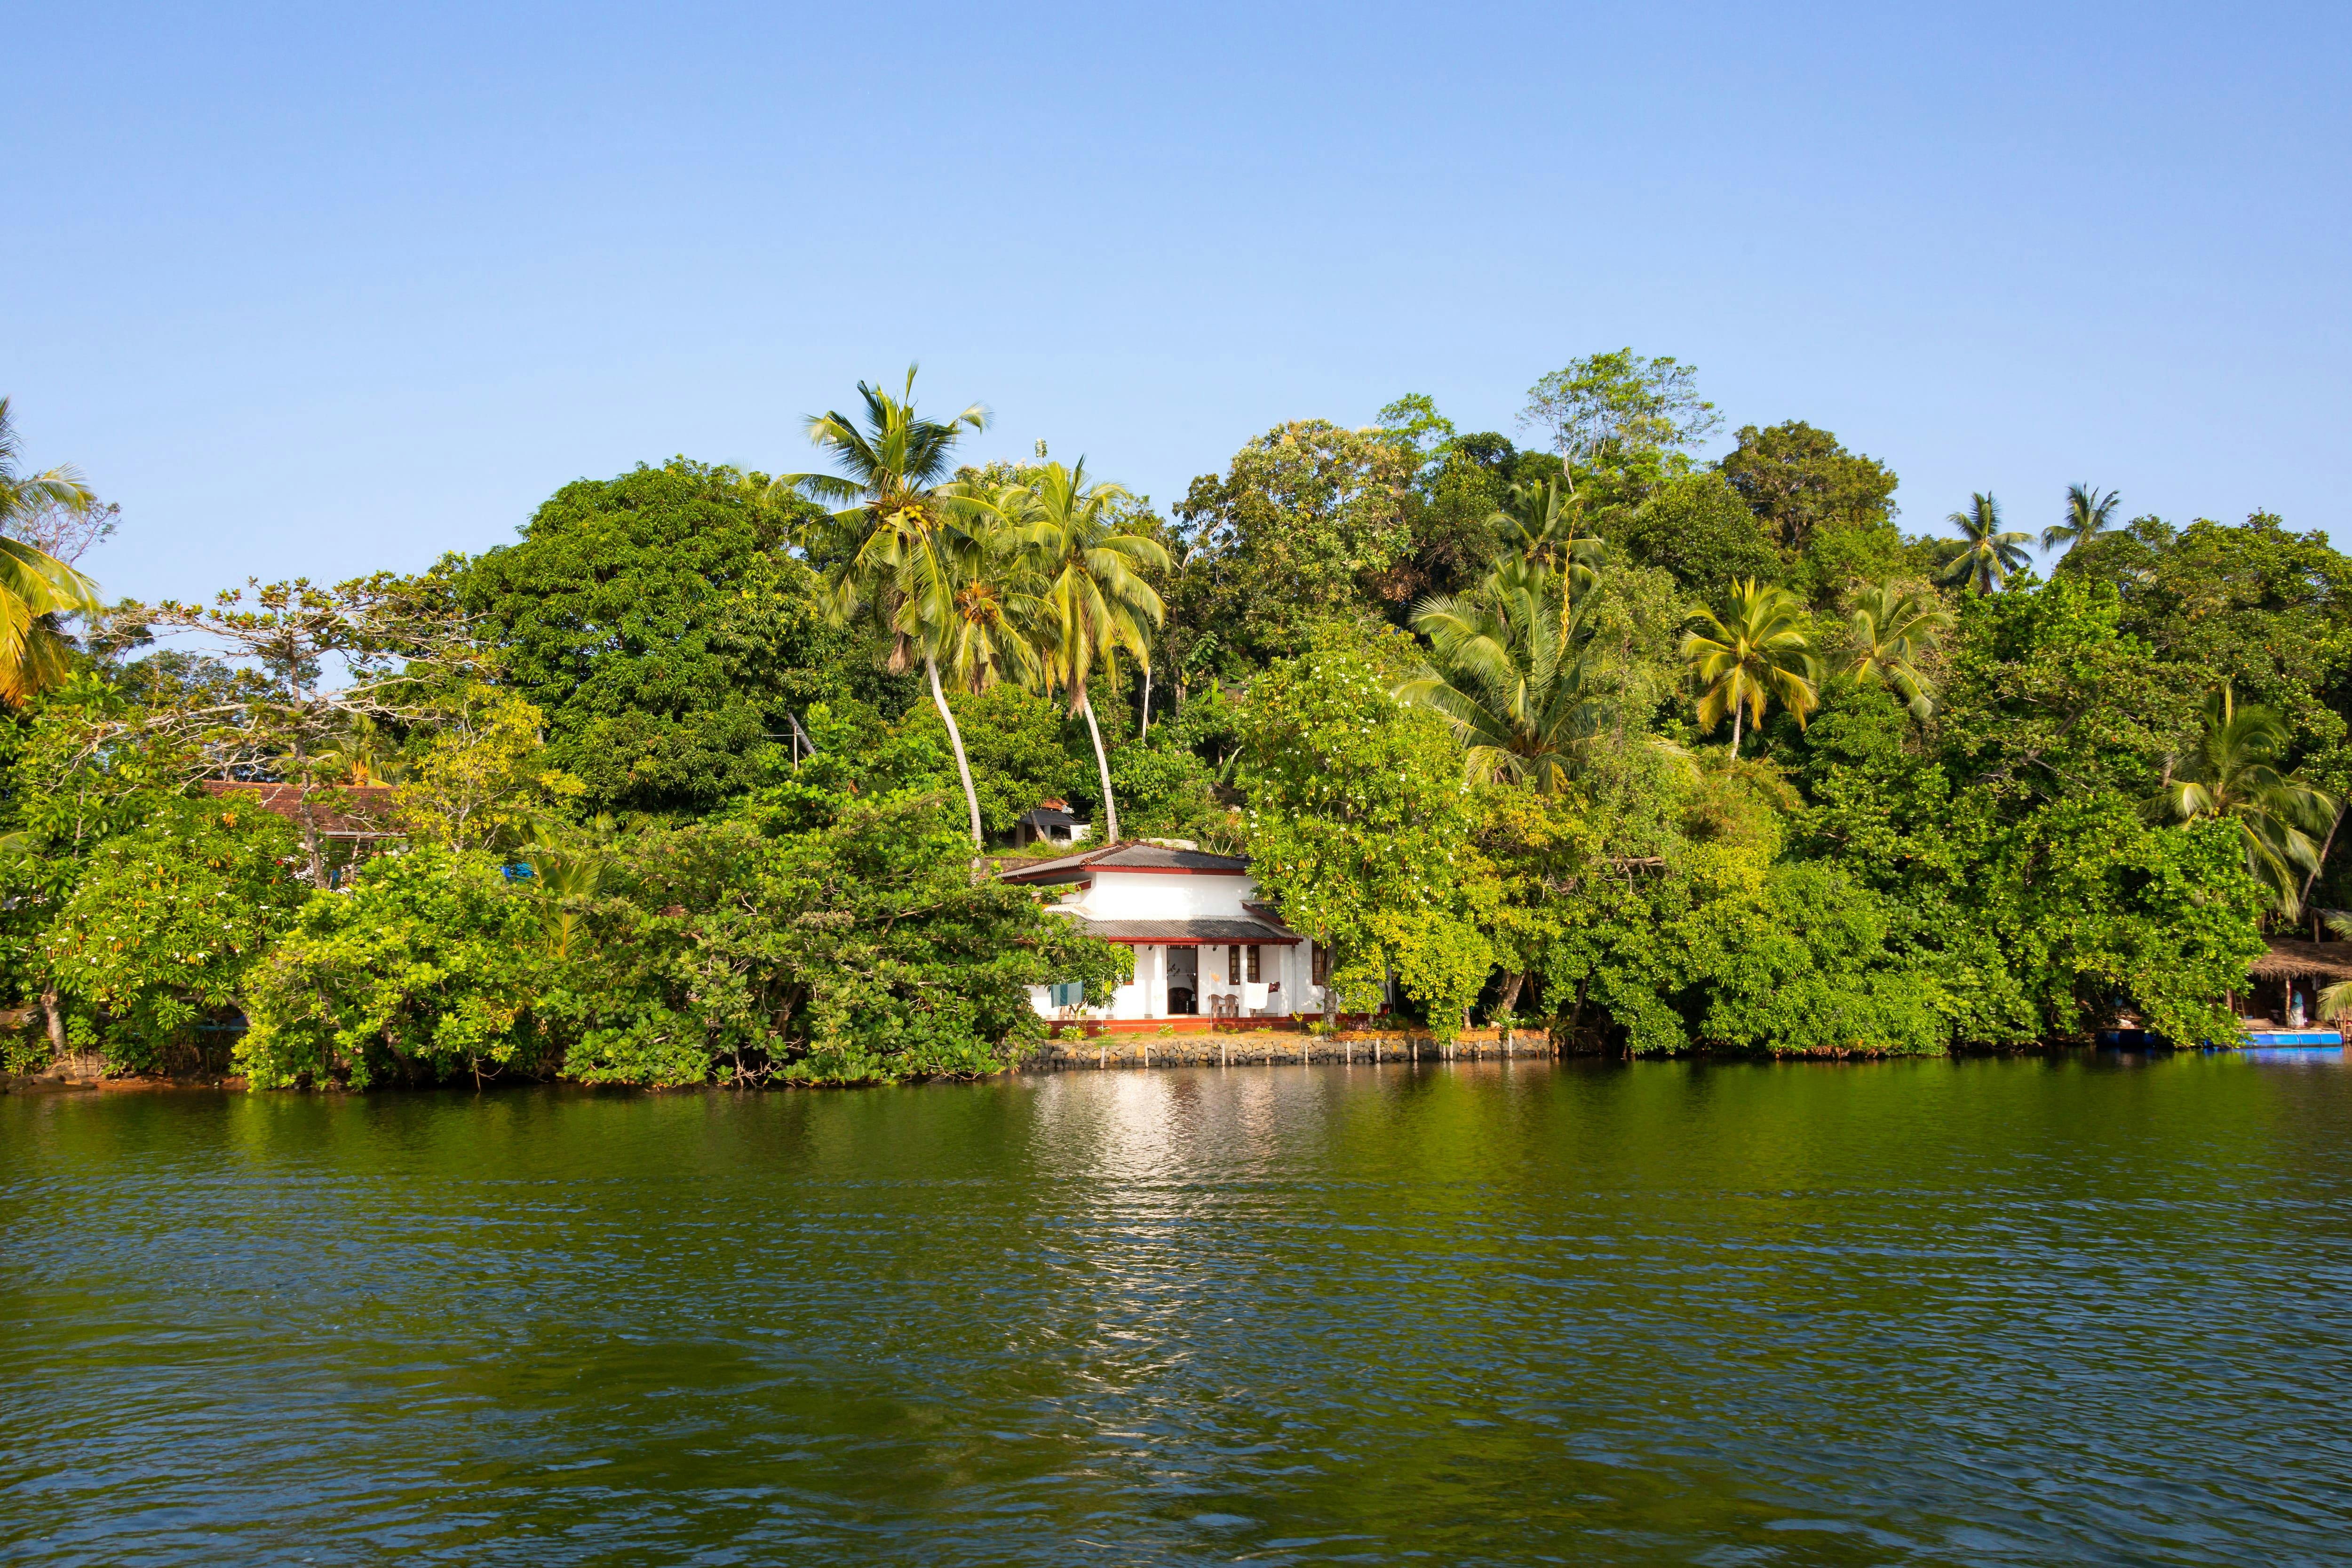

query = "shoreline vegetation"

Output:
[[0, 355, 2344, 1091], [5, 1029, 2186, 1094]]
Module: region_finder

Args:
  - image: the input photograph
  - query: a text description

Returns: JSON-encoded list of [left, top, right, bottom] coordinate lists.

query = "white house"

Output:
[[1003, 842, 1326, 1021]]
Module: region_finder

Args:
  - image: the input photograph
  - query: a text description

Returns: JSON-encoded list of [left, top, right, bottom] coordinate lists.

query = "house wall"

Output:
[[1053, 869, 1254, 921], [1197, 940, 1307, 1019], [1030, 940, 1325, 1022], [1026, 866, 1332, 1022]]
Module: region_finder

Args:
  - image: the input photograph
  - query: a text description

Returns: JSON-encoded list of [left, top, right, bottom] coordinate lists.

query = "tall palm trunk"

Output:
[[2300, 804, 2344, 918], [1729, 700, 1744, 760], [926, 656, 985, 851], [1081, 691, 1119, 846]]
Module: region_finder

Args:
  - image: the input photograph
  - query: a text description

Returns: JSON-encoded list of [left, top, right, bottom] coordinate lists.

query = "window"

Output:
[[1246, 944, 1263, 982], [1227, 944, 1240, 986]]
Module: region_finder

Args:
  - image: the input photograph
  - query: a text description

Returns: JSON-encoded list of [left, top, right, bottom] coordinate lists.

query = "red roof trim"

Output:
[[1086, 865, 1249, 877], [1097, 934, 1301, 947]]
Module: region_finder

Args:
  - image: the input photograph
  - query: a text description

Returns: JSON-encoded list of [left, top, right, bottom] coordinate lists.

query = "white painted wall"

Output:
[[1057, 870, 1255, 921], [1027, 866, 1335, 1021]]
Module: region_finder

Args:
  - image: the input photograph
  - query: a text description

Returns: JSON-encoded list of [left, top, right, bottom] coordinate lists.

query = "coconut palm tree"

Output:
[[2042, 483, 2122, 556], [931, 483, 1051, 699], [0, 399, 105, 704], [2148, 687, 2336, 918], [1492, 475, 1605, 622], [1495, 475, 1603, 570], [1682, 578, 1820, 759], [2316, 913, 2352, 1022], [775, 368, 993, 849], [1014, 460, 1168, 846], [1399, 569, 1603, 791], [1938, 492, 2034, 595], [1841, 582, 1953, 719]]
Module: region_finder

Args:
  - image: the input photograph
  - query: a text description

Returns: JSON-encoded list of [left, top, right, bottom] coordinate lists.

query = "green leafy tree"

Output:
[[42, 794, 305, 1074], [241, 846, 557, 1088], [1939, 492, 2034, 594], [891, 682, 1087, 839], [1682, 579, 1820, 758], [1975, 794, 2265, 1043], [2104, 513, 2352, 788], [559, 787, 1127, 1085], [1797, 616, 2266, 1044], [140, 575, 480, 884], [1105, 741, 1223, 843], [0, 672, 207, 1056], [1521, 349, 1721, 462], [1613, 472, 1782, 595], [1936, 574, 2192, 802], [1716, 420, 1899, 553], [1372, 393, 1457, 471], [1679, 862, 1953, 1056], [391, 686, 587, 851], [460, 458, 861, 813], [1239, 629, 1496, 1037], [1171, 421, 1416, 658]]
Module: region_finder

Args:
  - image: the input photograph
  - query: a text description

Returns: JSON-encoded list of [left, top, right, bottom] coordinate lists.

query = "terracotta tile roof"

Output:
[[201, 781, 402, 838]]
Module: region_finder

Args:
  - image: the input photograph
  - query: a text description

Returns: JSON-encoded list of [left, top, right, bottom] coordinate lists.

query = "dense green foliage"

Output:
[[459, 459, 874, 813], [3, 352, 2336, 1085], [41, 795, 303, 1072]]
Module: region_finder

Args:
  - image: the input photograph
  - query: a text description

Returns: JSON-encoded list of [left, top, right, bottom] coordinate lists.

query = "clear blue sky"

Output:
[[8, 1, 2346, 602]]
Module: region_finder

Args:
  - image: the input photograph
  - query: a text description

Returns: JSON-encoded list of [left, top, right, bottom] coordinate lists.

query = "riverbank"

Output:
[[1027, 1025, 1534, 1069]]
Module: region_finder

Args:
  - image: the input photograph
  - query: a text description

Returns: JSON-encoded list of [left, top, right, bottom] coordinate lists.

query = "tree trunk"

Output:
[[290, 735, 326, 887], [926, 656, 986, 857], [2299, 804, 2343, 922], [1729, 701, 1744, 760], [1499, 969, 1526, 1014], [1138, 666, 1152, 741], [42, 982, 66, 1062], [1082, 693, 1119, 846]]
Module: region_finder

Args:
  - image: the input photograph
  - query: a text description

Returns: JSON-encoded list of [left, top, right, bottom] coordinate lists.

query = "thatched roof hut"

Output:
[[2248, 939, 2352, 983]]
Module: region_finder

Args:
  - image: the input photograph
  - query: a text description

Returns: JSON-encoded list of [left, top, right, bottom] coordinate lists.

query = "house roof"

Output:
[[1017, 806, 1083, 828], [1052, 913, 1300, 947], [2249, 939, 2352, 982], [999, 841, 1250, 885], [202, 781, 401, 839]]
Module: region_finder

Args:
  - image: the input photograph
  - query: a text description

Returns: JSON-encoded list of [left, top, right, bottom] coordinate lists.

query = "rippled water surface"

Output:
[[6, 1056, 2352, 1565]]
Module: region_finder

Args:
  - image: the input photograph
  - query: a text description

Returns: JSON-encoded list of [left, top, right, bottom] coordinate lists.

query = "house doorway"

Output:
[[1167, 946, 1198, 1015]]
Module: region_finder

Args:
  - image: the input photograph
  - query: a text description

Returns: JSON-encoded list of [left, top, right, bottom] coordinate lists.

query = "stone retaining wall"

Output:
[[1023, 1029, 1551, 1070]]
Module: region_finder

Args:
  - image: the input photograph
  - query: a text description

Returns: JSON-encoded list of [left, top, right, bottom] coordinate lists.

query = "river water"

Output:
[[4, 1055, 2350, 1565]]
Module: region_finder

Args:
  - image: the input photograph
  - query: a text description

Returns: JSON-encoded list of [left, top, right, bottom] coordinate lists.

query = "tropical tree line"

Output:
[[0, 348, 2344, 1086]]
